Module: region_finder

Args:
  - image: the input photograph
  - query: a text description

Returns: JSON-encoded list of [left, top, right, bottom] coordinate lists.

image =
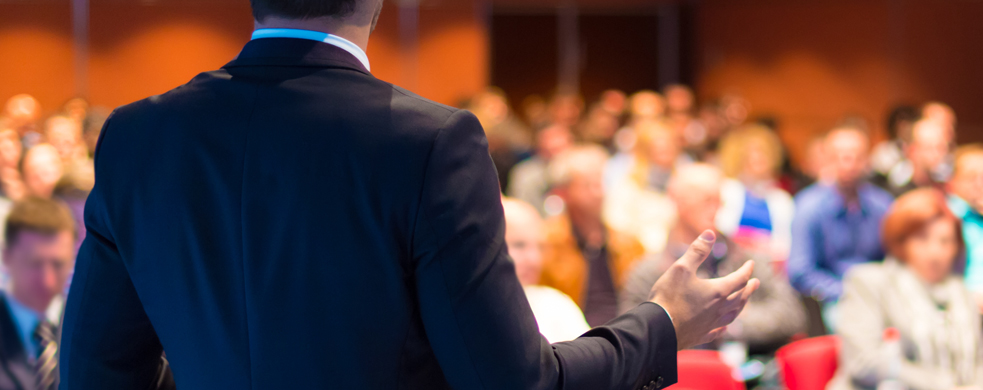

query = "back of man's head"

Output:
[[251, 0, 359, 22]]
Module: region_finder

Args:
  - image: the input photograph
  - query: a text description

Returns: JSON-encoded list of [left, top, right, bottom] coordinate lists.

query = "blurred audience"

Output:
[[0, 130, 25, 202], [788, 126, 893, 313], [2, 94, 42, 149], [578, 103, 621, 152], [831, 189, 983, 390], [870, 105, 919, 181], [21, 144, 86, 247], [663, 84, 705, 156], [22, 145, 63, 201], [0, 197, 76, 390], [539, 145, 644, 327], [578, 89, 627, 151], [620, 163, 805, 353], [2, 80, 979, 389], [874, 118, 953, 197], [922, 101, 958, 137], [507, 124, 574, 216], [468, 88, 532, 189], [948, 145, 983, 307], [715, 125, 795, 262], [604, 120, 686, 254], [547, 91, 585, 129], [502, 197, 589, 343]]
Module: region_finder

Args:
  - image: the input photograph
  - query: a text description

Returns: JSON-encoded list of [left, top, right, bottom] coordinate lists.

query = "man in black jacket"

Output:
[[59, 1, 759, 389]]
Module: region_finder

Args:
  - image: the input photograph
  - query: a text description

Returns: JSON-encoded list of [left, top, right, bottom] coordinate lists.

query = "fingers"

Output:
[[716, 260, 755, 295], [725, 278, 760, 303], [677, 230, 716, 270]]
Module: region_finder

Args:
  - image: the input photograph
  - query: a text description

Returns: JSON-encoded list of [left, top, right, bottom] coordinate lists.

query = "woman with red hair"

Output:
[[830, 188, 983, 390]]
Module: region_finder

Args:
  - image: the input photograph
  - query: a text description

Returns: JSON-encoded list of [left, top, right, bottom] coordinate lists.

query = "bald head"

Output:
[[668, 164, 723, 235], [909, 119, 951, 173], [502, 197, 545, 286]]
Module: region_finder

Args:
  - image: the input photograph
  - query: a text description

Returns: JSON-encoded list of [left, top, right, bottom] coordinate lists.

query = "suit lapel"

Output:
[[0, 294, 34, 390]]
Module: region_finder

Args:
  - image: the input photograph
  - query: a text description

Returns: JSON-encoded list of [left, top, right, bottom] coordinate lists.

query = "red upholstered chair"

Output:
[[776, 335, 840, 390], [670, 350, 745, 390]]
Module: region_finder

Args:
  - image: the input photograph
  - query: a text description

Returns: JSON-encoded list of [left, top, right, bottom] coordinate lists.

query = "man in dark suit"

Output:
[[0, 197, 77, 390], [59, 1, 759, 389]]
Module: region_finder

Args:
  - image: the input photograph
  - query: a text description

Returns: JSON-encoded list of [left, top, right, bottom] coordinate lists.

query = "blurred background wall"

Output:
[[1, 0, 981, 165]]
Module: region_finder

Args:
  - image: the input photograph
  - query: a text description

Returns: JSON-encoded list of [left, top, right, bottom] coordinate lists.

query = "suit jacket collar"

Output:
[[223, 38, 372, 76], [0, 292, 35, 390], [0, 294, 28, 363]]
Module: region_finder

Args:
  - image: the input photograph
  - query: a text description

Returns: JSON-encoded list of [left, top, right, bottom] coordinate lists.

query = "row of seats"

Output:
[[673, 336, 840, 390]]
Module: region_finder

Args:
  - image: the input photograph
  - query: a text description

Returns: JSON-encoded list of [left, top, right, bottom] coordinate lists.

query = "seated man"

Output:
[[0, 198, 175, 390], [502, 197, 589, 342], [872, 118, 953, 197], [507, 124, 574, 216], [948, 144, 983, 307], [0, 197, 77, 389], [539, 145, 646, 327], [788, 127, 893, 308], [621, 164, 806, 353]]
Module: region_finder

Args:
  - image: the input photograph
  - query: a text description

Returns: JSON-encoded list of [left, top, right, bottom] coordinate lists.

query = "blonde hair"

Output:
[[717, 124, 784, 178], [629, 120, 677, 186]]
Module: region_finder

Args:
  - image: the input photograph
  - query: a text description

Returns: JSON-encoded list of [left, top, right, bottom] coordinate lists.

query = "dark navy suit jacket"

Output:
[[59, 38, 678, 390]]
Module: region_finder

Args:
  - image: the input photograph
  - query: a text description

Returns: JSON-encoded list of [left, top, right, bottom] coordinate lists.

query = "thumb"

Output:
[[678, 230, 716, 270]]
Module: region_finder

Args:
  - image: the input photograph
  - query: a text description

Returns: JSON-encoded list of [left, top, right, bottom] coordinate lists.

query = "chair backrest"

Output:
[[670, 350, 745, 390], [775, 335, 840, 390]]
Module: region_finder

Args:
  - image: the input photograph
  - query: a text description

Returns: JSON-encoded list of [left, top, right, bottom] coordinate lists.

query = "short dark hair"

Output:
[[4, 197, 77, 246], [251, 0, 359, 21]]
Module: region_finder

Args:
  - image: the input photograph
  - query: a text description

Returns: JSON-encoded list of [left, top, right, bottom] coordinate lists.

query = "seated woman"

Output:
[[830, 188, 983, 390], [715, 124, 795, 262]]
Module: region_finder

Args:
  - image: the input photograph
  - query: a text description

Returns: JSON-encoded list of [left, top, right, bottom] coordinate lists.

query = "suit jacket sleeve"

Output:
[[59, 112, 165, 390], [411, 109, 677, 390]]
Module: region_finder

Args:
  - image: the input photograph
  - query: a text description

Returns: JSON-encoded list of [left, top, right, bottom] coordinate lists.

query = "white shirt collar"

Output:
[[251, 28, 371, 72]]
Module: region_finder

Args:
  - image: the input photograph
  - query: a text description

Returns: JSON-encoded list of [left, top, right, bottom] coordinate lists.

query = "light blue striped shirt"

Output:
[[251, 28, 371, 71]]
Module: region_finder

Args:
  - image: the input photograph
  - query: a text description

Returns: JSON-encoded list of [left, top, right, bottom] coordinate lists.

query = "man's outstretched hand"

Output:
[[649, 230, 760, 350]]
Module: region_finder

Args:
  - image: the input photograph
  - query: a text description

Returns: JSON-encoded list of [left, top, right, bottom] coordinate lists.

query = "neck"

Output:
[[911, 166, 934, 186], [669, 224, 701, 247], [836, 181, 860, 204], [11, 289, 51, 317], [568, 209, 604, 246], [255, 17, 371, 53]]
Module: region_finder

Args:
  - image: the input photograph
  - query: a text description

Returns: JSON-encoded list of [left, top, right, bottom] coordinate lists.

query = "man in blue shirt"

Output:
[[0, 197, 77, 390], [947, 145, 983, 306], [788, 127, 894, 307]]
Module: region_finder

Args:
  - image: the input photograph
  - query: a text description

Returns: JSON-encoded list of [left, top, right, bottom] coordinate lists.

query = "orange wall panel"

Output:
[[695, 0, 983, 165], [0, 2, 75, 117], [88, 1, 254, 109], [0, 0, 487, 114]]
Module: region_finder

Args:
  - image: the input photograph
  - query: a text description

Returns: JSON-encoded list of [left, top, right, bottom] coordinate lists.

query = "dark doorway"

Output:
[[578, 13, 661, 102], [490, 13, 559, 113]]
